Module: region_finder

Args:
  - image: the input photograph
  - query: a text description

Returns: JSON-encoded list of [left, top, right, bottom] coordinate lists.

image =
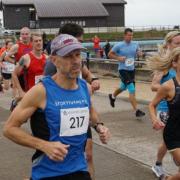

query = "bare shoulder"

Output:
[[161, 79, 174, 90], [10, 44, 19, 52], [18, 54, 30, 67], [21, 83, 46, 109]]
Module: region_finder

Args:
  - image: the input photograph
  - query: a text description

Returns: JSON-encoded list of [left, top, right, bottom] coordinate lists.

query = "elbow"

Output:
[[108, 52, 112, 59], [151, 85, 157, 92], [3, 124, 10, 138]]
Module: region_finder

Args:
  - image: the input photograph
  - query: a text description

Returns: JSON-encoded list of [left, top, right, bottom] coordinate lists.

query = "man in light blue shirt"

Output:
[[108, 28, 145, 118]]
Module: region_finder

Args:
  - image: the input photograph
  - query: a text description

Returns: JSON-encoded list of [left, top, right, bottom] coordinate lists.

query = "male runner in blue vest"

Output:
[[3, 34, 110, 180]]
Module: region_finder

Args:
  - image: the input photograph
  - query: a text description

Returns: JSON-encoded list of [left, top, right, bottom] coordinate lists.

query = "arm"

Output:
[[3, 84, 69, 161], [12, 55, 29, 97], [87, 84, 110, 144], [108, 50, 126, 62], [0, 51, 6, 68], [89, 105, 110, 144], [4, 44, 18, 63], [151, 71, 164, 91], [149, 84, 170, 130], [82, 65, 100, 92]]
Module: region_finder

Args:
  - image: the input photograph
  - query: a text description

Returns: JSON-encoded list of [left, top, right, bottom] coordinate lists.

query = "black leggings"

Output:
[[31, 171, 91, 180]]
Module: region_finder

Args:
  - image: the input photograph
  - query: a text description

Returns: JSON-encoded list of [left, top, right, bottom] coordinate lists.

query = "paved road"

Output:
[[0, 84, 177, 179]]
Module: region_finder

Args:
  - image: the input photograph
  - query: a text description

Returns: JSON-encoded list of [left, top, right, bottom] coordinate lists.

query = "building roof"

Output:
[[100, 0, 127, 4], [1, 0, 127, 17], [34, 0, 109, 18], [1, 0, 33, 5]]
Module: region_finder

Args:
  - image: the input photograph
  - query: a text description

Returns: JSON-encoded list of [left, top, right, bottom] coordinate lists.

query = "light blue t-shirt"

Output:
[[111, 41, 139, 71]]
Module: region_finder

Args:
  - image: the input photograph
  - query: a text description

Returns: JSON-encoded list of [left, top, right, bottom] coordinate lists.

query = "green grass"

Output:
[[44, 29, 171, 41], [83, 30, 170, 41]]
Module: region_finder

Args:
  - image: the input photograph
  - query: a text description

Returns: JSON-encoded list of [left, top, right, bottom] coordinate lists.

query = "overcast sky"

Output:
[[125, 0, 180, 27]]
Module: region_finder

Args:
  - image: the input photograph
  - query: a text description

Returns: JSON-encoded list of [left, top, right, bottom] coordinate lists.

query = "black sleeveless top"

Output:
[[164, 77, 180, 141]]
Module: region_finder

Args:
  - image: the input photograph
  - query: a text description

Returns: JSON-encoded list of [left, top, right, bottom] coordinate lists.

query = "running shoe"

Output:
[[108, 94, 115, 107], [159, 174, 169, 180], [135, 109, 145, 117], [152, 164, 165, 177]]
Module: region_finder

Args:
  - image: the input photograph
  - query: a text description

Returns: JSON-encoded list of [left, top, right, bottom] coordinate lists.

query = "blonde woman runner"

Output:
[[151, 31, 180, 177], [149, 47, 180, 180]]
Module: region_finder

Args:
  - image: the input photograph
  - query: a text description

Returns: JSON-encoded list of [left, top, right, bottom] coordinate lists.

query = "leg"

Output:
[[113, 88, 123, 97], [166, 149, 180, 180], [3, 79, 9, 90], [127, 83, 145, 117], [152, 141, 167, 177], [128, 93, 137, 111], [127, 83, 137, 111], [109, 82, 126, 108], [157, 141, 167, 163], [85, 127, 94, 180], [85, 139, 95, 180]]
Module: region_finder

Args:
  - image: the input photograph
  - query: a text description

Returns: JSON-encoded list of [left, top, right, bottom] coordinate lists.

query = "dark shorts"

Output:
[[2, 73, 11, 80], [31, 171, 91, 180], [163, 135, 180, 151], [87, 126, 92, 139], [119, 70, 135, 84], [18, 74, 26, 91], [163, 126, 180, 150]]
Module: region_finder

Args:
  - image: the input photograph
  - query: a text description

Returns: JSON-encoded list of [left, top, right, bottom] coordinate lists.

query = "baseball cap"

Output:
[[51, 34, 86, 56]]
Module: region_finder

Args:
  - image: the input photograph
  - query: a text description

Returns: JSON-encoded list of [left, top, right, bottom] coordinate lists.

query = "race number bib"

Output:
[[60, 107, 89, 137], [35, 75, 44, 84], [2, 62, 15, 73], [125, 58, 134, 67]]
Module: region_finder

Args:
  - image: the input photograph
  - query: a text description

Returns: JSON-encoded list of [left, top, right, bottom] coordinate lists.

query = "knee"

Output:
[[173, 158, 180, 167], [127, 83, 135, 94]]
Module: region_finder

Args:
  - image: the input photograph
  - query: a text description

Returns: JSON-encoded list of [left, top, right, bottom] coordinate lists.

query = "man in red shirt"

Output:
[[92, 35, 100, 57], [12, 33, 47, 97], [5, 27, 32, 91]]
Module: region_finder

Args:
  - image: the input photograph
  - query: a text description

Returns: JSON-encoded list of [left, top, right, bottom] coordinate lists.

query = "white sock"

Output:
[[112, 94, 115, 99]]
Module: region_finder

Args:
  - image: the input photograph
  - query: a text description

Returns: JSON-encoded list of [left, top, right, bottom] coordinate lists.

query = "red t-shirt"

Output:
[[15, 42, 32, 62], [92, 37, 100, 49], [25, 52, 46, 91]]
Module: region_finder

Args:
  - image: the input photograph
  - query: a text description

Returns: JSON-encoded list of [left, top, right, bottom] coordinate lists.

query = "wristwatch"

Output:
[[91, 77, 99, 83], [93, 122, 104, 132]]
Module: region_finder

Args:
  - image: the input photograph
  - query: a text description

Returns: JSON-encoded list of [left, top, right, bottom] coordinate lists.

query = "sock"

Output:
[[112, 94, 115, 99], [156, 161, 162, 166]]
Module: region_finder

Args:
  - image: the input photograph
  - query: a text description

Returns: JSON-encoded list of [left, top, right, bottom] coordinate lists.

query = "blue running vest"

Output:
[[31, 76, 91, 180]]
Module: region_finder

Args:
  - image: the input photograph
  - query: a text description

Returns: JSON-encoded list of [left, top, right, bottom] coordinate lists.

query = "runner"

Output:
[[12, 33, 46, 97], [0, 40, 16, 95], [150, 31, 180, 178], [92, 35, 100, 57], [108, 28, 145, 118], [44, 23, 100, 180], [149, 47, 180, 180], [5, 27, 32, 92], [3, 34, 110, 180]]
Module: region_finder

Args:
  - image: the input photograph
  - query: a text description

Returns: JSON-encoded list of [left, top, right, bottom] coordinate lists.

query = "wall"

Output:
[[3, 5, 32, 29], [87, 60, 152, 82]]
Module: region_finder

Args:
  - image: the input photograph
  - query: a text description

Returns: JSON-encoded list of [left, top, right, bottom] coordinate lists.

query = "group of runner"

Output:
[[1, 24, 180, 180]]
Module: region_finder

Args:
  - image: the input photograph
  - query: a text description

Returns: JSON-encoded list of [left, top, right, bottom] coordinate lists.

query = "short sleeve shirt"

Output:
[[111, 41, 139, 71]]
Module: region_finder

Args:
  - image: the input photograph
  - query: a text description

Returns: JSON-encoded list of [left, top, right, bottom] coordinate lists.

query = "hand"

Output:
[[137, 50, 143, 57], [91, 80, 100, 92], [118, 56, 126, 62], [42, 141, 70, 161], [152, 119, 165, 130], [97, 125, 111, 144], [18, 90, 26, 98]]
